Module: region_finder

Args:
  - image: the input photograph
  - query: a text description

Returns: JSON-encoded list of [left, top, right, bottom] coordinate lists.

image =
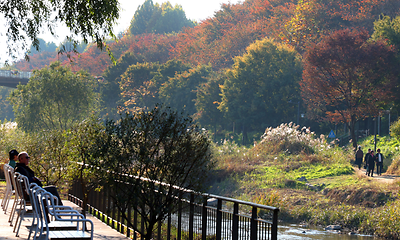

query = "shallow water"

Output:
[[279, 224, 377, 240]]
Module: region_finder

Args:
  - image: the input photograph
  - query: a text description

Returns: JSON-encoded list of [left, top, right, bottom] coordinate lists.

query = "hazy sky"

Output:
[[0, 0, 242, 62]]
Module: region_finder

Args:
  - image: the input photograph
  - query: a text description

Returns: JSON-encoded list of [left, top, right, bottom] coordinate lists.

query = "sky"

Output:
[[0, 0, 242, 63]]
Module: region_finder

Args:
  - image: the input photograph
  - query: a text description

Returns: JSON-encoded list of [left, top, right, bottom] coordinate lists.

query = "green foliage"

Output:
[[0, 87, 14, 121], [119, 59, 194, 114], [28, 38, 57, 55], [371, 15, 400, 50], [93, 105, 213, 240], [219, 38, 303, 132], [390, 117, 400, 141], [101, 52, 147, 119], [64, 115, 106, 216], [0, 121, 26, 161], [1, 0, 119, 61], [23, 129, 69, 187], [8, 62, 98, 132], [159, 64, 211, 116], [194, 73, 224, 130], [129, 0, 195, 35]]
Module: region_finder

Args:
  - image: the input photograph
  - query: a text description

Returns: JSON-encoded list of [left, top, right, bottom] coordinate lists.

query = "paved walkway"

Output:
[[0, 199, 130, 240]]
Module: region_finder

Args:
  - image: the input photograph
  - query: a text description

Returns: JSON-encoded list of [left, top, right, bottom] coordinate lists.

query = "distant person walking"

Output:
[[367, 150, 376, 177], [376, 149, 384, 176], [364, 149, 371, 175], [355, 146, 363, 170]]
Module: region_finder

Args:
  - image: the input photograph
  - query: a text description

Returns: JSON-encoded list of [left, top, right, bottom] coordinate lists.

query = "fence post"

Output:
[[127, 206, 131, 238], [177, 201, 182, 240], [189, 194, 194, 240], [216, 199, 222, 240], [232, 202, 239, 240], [134, 209, 137, 240], [272, 208, 279, 240], [250, 206, 257, 240], [202, 197, 207, 240], [167, 212, 171, 240]]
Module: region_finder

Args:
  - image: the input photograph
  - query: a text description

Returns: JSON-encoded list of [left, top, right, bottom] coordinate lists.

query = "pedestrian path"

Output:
[[0, 199, 130, 240], [354, 167, 400, 184]]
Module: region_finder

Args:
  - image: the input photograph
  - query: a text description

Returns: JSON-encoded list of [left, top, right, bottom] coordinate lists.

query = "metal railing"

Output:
[[68, 179, 279, 240], [0, 70, 32, 79]]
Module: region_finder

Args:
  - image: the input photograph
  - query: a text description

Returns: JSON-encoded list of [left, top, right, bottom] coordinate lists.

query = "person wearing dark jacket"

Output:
[[355, 146, 363, 170], [376, 149, 384, 176], [367, 150, 376, 177], [15, 151, 63, 204], [364, 149, 371, 175]]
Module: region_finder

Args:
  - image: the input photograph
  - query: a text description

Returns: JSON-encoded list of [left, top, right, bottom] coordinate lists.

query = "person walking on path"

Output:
[[355, 146, 363, 170], [364, 149, 371, 175], [367, 150, 376, 177], [376, 149, 384, 176]]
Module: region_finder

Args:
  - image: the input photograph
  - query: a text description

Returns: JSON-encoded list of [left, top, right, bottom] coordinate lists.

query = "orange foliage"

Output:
[[14, 0, 400, 73]]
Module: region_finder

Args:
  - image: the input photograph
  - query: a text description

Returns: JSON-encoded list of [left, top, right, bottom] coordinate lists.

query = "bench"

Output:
[[39, 191, 93, 240]]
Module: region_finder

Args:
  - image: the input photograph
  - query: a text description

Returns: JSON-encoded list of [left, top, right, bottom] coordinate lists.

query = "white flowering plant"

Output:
[[254, 122, 330, 155]]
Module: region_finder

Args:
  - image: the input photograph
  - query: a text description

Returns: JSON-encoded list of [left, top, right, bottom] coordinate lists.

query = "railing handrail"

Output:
[[0, 70, 32, 79], [77, 162, 279, 212], [72, 161, 279, 240]]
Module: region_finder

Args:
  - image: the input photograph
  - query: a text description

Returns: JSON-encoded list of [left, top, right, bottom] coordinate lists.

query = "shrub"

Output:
[[253, 122, 329, 155]]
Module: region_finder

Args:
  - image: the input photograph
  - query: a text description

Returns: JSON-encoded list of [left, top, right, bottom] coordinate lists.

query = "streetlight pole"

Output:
[[296, 101, 300, 126], [288, 100, 300, 125]]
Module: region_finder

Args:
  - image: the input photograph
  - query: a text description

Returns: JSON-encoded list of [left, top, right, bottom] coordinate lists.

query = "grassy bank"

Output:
[[208, 123, 400, 238]]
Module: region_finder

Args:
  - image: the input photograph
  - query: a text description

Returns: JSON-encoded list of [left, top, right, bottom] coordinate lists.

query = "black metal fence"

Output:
[[69, 180, 279, 240]]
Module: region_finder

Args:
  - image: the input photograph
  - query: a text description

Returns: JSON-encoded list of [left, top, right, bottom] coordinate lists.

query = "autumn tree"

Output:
[[9, 62, 98, 132], [219, 38, 302, 142], [301, 29, 399, 149], [119, 59, 191, 114], [371, 15, 400, 114]]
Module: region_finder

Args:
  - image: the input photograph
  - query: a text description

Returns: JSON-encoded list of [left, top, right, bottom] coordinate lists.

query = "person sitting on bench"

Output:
[[15, 151, 63, 205]]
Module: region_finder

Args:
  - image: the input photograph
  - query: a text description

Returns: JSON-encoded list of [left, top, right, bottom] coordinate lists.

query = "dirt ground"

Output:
[[354, 167, 400, 184]]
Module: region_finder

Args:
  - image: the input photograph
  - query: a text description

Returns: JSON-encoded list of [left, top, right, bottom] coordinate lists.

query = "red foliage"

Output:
[[301, 28, 399, 147], [14, 0, 400, 74]]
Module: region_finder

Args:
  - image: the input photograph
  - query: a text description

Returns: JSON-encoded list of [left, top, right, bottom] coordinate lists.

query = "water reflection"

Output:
[[279, 224, 378, 240]]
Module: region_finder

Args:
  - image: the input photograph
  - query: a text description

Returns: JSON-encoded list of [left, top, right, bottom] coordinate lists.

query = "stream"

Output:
[[279, 223, 378, 240]]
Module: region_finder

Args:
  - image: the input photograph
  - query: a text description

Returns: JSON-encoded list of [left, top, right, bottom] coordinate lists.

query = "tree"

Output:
[[301, 29, 399, 149], [9, 61, 98, 132], [159, 64, 211, 116], [1, 0, 119, 61], [119, 59, 191, 114], [93, 106, 213, 240], [194, 73, 225, 137], [119, 62, 160, 113], [219, 38, 303, 142], [65, 116, 106, 218], [371, 15, 400, 48], [25, 129, 69, 187], [371, 15, 400, 112], [28, 38, 57, 55], [129, 0, 195, 35]]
